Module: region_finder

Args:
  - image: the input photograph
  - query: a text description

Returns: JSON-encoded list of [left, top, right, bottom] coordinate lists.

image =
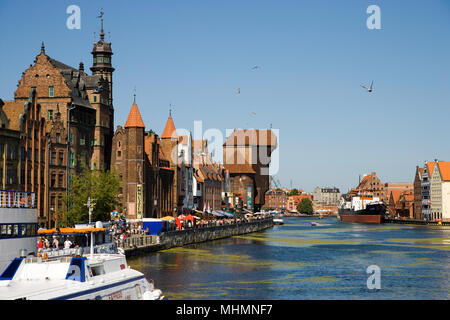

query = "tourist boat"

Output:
[[273, 218, 284, 225], [0, 190, 38, 275], [0, 249, 165, 300], [338, 194, 386, 224]]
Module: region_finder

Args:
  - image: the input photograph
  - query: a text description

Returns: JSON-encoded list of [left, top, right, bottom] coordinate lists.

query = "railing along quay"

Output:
[[384, 218, 450, 226], [119, 217, 273, 257], [120, 234, 160, 250]]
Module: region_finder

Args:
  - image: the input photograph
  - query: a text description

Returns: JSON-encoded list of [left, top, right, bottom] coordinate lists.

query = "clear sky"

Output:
[[1, 0, 450, 193]]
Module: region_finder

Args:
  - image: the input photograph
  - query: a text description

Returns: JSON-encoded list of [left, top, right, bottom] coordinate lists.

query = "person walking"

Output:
[[52, 236, 59, 249], [64, 238, 72, 249], [37, 238, 44, 255]]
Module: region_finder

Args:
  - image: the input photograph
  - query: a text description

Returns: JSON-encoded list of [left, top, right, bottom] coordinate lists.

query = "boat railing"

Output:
[[0, 190, 36, 209], [42, 242, 117, 259]]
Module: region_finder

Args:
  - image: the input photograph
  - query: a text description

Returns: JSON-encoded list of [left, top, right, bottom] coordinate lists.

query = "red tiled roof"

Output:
[[161, 116, 178, 139], [223, 129, 277, 147], [124, 102, 145, 128], [223, 163, 256, 174], [427, 161, 435, 177], [438, 161, 450, 181]]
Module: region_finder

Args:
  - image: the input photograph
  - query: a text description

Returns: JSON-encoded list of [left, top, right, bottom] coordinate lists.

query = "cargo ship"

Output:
[[338, 194, 387, 224]]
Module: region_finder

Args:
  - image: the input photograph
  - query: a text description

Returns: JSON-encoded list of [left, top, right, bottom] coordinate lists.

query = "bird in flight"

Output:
[[251, 112, 256, 115], [361, 81, 374, 92], [252, 66, 260, 70], [236, 88, 240, 94]]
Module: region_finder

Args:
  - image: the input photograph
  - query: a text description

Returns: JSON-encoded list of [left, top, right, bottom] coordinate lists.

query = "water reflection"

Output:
[[128, 217, 450, 300]]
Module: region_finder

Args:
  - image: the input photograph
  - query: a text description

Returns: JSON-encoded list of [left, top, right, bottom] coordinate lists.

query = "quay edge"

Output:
[[124, 217, 274, 257]]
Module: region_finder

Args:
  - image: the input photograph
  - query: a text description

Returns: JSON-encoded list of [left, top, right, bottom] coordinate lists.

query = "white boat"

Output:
[[0, 190, 38, 274], [273, 218, 284, 225], [311, 222, 319, 226], [0, 251, 164, 300]]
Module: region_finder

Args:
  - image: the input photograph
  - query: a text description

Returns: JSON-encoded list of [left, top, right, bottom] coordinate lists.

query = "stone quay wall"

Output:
[[124, 217, 273, 257]]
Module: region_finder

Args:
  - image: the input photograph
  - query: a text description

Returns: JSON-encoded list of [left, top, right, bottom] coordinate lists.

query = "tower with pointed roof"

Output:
[[160, 111, 181, 214], [91, 10, 114, 106], [111, 99, 146, 219]]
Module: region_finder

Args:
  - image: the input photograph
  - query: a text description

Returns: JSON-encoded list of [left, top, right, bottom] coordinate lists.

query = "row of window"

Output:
[[0, 223, 37, 238], [31, 86, 54, 97], [93, 56, 110, 64]]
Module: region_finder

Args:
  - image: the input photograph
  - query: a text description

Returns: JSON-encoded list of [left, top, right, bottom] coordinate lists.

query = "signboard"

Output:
[[247, 186, 252, 210], [136, 184, 143, 219]]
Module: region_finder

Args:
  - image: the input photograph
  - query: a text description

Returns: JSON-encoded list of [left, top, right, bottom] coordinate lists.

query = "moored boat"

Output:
[[273, 218, 284, 225], [339, 203, 386, 224], [0, 190, 38, 275], [0, 250, 164, 300]]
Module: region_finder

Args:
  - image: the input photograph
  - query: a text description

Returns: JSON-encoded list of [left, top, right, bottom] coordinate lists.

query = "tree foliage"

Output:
[[288, 189, 299, 196], [297, 198, 313, 214], [59, 166, 122, 227]]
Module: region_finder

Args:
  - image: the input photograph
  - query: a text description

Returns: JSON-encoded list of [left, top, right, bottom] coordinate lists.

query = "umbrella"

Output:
[[182, 214, 195, 221]]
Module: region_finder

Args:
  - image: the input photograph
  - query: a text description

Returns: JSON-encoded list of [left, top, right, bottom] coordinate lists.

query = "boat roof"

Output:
[[38, 227, 106, 235]]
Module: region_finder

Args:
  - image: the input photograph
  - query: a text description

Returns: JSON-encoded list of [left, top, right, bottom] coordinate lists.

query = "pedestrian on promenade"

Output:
[[37, 238, 44, 255], [52, 236, 59, 249], [44, 237, 50, 249], [64, 237, 72, 249]]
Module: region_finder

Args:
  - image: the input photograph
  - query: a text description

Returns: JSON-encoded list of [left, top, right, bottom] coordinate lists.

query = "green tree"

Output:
[[297, 198, 313, 214], [60, 165, 122, 227], [288, 189, 299, 196]]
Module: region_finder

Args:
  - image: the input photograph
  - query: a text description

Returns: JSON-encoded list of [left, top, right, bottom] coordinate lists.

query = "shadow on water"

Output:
[[128, 217, 450, 300]]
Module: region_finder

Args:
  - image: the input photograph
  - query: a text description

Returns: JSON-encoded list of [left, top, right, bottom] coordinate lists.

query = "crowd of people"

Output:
[[173, 213, 270, 231], [109, 220, 148, 248], [36, 235, 80, 257]]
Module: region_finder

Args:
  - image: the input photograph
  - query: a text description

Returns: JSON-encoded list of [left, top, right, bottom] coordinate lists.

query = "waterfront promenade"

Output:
[[120, 217, 274, 257]]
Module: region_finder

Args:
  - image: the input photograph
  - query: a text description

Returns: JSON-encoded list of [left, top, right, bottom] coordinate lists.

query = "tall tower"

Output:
[[91, 10, 115, 106]]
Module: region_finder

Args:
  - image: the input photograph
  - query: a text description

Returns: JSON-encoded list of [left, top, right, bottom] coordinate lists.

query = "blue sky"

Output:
[[1, 0, 450, 193]]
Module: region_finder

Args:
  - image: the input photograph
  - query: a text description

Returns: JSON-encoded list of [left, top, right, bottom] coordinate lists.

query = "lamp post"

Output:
[[84, 197, 96, 259]]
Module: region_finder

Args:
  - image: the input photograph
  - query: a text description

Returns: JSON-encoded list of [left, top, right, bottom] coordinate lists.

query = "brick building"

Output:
[[0, 18, 114, 227], [413, 166, 423, 220], [111, 100, 176, 219], [223, 129, 277, 211], [287, 194, 313, 212], [264, 189, 288, 211]]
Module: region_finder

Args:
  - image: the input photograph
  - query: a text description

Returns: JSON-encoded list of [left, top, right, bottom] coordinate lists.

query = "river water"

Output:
[[127, 217, 450, 300]]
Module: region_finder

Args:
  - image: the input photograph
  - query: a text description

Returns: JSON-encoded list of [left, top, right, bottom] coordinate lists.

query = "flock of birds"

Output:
[[237, 66, 374, 94], [235, 66, 374, 126]]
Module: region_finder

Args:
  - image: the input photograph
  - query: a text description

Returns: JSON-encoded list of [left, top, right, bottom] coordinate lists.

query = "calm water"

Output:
[[128, 217, 450, 300]]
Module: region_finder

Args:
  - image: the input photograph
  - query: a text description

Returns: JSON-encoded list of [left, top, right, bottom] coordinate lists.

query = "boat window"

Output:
[[0, 225, 6, 237], [91, 266, 105, 276], [13, 224, 19, 237]]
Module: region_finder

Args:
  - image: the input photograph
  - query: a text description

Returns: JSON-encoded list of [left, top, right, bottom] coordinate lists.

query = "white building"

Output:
[[177, 132, 194, 210]]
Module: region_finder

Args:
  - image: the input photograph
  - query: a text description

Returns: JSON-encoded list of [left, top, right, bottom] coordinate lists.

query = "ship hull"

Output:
[[339, 213, 384, 224]]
